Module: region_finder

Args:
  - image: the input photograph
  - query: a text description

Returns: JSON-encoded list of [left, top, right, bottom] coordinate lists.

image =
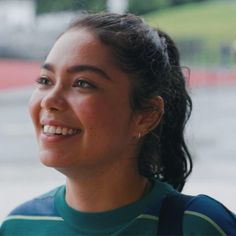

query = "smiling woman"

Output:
[[1, 12, 236, 236]]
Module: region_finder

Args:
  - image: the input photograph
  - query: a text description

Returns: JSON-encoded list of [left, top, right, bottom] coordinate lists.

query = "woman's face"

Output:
[[29, 28, 141, 174]]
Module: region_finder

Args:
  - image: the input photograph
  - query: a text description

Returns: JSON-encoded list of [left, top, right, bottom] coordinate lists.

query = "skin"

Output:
[[29, 28, 164, 212]]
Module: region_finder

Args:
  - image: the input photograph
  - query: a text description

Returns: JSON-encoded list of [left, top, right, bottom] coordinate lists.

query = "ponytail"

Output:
[[157, 30, 192, 191]]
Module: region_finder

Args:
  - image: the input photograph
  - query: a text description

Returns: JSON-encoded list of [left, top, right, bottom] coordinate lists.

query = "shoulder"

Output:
[[0, 186, 65, 235], [183, 194, 236, 236], [8, 186, 63, 217]]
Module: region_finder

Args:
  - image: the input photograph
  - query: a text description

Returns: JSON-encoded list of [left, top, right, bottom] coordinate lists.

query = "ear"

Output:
[[132, 96, 164, 137]]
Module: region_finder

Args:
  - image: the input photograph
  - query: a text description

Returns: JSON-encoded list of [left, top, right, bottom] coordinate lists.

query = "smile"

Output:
[[43, 125, 80, 136]]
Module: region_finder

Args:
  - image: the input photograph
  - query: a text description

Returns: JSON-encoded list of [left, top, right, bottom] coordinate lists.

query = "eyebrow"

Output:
[[41, 63, 111, 80]]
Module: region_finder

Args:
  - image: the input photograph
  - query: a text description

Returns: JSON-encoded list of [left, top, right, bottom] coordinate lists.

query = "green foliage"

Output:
[[170, 0, 206, 6], [128, 0, 171, 15], [145, 1, 236, 42], [127, 0, 209, 15], [144, 1, 236, 66], [36, 0, 107, 14], [36, 0, 211, 16]]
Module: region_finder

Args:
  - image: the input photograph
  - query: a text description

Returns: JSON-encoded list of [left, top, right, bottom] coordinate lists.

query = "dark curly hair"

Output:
[[67, 12, 193, 191]]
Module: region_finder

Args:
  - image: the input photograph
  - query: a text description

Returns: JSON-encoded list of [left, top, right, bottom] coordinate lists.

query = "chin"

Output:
[[39, 150, 67, 168]]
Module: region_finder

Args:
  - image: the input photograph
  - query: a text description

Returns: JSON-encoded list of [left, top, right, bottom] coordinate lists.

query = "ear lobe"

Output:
[[134, 96, 164, 136]]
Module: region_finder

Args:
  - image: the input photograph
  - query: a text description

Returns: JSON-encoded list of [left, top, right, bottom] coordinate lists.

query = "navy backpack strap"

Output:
[[157, 191, 193, 236]]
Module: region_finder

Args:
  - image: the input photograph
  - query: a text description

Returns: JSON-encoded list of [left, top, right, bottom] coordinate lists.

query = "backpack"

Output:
[[157, 191, 193, 236]]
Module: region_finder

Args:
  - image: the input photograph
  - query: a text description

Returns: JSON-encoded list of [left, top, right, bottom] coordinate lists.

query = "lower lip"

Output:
[[40, 132, 80, 144]]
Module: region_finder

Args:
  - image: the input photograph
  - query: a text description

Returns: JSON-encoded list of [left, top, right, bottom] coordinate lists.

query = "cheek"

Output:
[[28, 91, 41, 127], [73, 97, 110, 127], [72, 95, 132, 132]]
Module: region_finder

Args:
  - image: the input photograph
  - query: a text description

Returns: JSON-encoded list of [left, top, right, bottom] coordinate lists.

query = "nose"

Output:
[[40, 85, 68, 112]]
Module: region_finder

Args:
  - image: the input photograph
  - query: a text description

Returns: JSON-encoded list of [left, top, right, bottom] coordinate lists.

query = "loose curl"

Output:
[[68, 12, 193, 191]]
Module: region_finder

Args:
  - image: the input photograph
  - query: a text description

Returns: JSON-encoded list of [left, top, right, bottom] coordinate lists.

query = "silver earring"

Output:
[[138, 132, 142, 139]]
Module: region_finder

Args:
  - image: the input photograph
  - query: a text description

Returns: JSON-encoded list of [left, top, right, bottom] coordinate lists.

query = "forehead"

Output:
[[45, 28, 113, 69]]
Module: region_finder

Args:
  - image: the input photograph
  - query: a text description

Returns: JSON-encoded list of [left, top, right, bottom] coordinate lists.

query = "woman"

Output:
[[1, 12, 236, 235]]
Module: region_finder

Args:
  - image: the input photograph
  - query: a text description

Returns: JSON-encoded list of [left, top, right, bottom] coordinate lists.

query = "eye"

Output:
[[36, 76, 53, 86], [72, 79, 96, 89]]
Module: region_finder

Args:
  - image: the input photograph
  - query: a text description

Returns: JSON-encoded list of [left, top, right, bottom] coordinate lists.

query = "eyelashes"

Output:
[[72, 79, 96, 89], [36, 76, 97, 90], [36, 76, 53, 86]]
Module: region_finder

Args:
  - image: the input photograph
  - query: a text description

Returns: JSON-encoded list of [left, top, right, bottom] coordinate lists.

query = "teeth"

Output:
[[56, 127, 62, 134], [43, 125, 79, 136], [49, 126, 56, 134], [62, 127, 68, 135], [43, 125, 49, 133], [68, 129, 73, 135]]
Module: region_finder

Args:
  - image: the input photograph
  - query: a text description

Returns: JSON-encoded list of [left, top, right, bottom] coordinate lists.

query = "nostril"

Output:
[[46, 107, 59, 113]]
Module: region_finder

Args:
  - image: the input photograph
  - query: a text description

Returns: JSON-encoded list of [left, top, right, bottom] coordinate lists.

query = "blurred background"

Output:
[[0, 0, 236, 222]]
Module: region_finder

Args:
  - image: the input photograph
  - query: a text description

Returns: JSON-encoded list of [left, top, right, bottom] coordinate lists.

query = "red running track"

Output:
[[0, 59, 236, 90], [0, 59, 40, 90]]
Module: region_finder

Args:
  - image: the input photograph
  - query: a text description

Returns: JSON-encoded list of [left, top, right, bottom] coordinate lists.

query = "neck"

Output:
[[65, 164, 150, 212]]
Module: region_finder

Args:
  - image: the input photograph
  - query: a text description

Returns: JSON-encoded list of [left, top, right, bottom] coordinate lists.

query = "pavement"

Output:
[[0, 84, 236, 223]]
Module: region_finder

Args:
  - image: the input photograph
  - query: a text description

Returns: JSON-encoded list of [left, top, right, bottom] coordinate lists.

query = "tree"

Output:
[[127, 0, 171, 15], [36, 0, 107, 14]]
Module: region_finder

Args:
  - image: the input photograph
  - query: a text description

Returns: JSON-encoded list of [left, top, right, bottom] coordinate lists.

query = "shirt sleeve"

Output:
[[183, 194, 236, 236]]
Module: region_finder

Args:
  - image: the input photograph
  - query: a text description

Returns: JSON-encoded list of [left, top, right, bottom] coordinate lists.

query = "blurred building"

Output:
[[0, 0, 77, 60], [0, 0, 35, 29], [0, 0, 129, 61]]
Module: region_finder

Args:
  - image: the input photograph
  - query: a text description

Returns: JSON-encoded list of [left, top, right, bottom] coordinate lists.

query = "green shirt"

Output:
[[1, 181, 235, 235]]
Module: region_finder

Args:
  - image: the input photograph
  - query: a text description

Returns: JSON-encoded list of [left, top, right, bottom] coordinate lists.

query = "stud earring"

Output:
[[137, 132, 142, 139]]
